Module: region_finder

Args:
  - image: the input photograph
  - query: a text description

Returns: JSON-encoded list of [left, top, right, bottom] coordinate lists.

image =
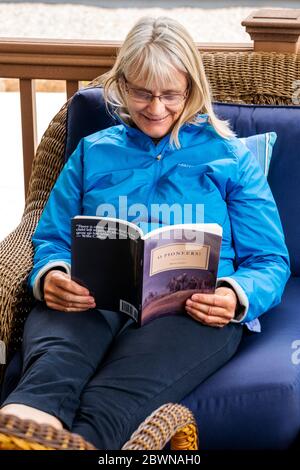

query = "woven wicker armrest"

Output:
[[0, 101, 70, 364], [0, 413, 95, 450], [0, 403, 198, 450], [0, 214, 40, 361], [122, 403, 198, 450]]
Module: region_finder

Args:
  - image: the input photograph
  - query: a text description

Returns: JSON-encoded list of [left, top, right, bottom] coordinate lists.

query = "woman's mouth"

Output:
[[143, 115, 169, 123]]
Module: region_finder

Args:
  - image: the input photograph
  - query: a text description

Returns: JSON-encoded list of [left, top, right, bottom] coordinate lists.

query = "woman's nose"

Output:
[[147, 96, 165, 114]]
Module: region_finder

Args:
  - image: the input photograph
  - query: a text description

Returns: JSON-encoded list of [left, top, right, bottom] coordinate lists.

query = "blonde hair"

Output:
[[100, 16, 234, 148]]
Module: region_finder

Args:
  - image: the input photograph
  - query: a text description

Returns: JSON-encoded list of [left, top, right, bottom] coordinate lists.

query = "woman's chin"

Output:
[[140, 121, 172, 138], [146, 130, 169, 139]]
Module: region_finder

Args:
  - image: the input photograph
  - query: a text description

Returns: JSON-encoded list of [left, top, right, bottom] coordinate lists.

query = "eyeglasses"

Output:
[[124, 80, 188, 106]]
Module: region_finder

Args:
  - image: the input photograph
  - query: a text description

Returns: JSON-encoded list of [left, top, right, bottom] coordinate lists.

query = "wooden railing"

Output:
[[0, 39, 253, 197], [0, 7, 299, 197]]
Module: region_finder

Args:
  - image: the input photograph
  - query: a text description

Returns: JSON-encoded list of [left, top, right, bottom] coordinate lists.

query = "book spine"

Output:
[[136, 239, 144, 328], [70, 219, 76, 279]]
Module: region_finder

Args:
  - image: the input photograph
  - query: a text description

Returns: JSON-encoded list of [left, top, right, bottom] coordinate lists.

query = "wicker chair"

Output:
[[0, 50, 299, 450]]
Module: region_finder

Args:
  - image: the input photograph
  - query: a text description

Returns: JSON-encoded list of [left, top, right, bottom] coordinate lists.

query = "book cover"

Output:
[[71, 216, 222, 326]]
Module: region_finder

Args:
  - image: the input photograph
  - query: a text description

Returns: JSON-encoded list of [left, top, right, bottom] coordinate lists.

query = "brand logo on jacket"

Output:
[[177, 163, 195, 168]]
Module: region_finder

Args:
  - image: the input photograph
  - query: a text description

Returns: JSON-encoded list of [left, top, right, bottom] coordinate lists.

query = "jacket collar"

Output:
[[115, 113, 209, 147]]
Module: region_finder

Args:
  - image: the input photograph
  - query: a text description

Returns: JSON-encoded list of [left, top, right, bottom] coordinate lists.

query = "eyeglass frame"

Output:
[[123, 78, 189, 106]]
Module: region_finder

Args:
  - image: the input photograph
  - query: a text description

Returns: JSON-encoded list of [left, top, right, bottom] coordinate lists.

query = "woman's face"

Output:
[[124, 69, 188, 139]]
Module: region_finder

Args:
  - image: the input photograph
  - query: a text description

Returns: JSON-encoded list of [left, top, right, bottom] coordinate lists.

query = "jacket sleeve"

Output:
[[28, 139, 84, 300], [221, 140, 290, 323]]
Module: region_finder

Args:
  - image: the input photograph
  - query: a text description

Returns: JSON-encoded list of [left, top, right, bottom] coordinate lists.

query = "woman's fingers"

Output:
[[186, 299, 232, 319], [185, 305, 228, 327], [44, 270, 96, 311], [185, 287, 238, 327], [46, 285, 95, 306], [46, 299, 93, 312], [190, 291, 236, 312], [45, 270, 90, 295], [45, 292, 96, 311], [51, 273, 90, 296]]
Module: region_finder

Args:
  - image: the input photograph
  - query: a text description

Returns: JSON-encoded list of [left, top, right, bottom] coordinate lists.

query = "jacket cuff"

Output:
[[32, 261, 71, 301], [216, 276, 249, 323]]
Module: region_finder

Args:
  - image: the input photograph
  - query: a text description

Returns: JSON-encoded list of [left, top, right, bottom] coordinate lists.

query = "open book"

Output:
[[71, 216, 222, 326]]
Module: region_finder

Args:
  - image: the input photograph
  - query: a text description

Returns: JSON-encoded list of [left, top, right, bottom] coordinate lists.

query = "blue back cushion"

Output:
[[65, 87, 116, 159], [240, 132, 277, 176], [65, 88, 300, 275], [214, 103, 300, 276]]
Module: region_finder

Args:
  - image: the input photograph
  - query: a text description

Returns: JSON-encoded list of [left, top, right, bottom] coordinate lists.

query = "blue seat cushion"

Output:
[[181, 276, 300, 450]]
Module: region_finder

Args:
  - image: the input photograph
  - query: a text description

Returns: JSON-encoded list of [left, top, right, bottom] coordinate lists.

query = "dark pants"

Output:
[[2, 301, 242, 449]]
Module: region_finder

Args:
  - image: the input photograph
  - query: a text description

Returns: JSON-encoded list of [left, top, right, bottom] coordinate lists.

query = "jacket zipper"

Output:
[[146, 154, 163, 215]]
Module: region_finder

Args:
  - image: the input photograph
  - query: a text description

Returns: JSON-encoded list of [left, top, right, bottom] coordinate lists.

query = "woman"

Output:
[[0, 17, 290, 450]]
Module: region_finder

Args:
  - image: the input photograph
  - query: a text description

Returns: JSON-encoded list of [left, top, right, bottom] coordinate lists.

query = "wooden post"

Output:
[[19, 78, 37, 198], [66, 80, 79, 100], [242, 9, 300, 53]]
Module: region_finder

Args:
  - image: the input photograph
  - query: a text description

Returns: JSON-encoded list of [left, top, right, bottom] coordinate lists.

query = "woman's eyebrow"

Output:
[[134, 86, 183, 93], [132, 84, 182, 93]]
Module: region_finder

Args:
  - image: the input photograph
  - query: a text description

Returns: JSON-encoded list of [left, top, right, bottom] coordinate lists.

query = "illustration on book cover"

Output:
[[141, 228, 220, 324]]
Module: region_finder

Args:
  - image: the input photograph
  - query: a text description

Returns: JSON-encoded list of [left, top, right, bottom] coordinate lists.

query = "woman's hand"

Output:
[[43, 270, 96, 312], [185, 286, 237, 327]]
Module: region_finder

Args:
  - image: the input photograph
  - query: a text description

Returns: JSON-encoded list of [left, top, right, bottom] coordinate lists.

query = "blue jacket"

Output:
[[28, 116, 290, 326]]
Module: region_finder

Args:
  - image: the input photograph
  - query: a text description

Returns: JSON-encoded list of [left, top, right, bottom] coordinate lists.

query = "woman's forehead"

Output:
[[126, 67, 188, 91], [123, 44, 188, 89]]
